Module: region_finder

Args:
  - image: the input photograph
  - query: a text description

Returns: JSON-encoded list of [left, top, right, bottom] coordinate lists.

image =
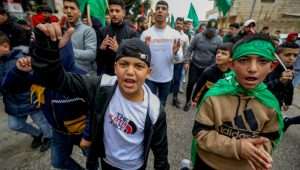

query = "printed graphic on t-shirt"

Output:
[[109, 112, 137, 135], [216, 109, 260, 139]]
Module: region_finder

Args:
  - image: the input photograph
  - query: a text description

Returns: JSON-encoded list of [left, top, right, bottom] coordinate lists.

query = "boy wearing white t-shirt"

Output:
[[29, 21, 170, 170]]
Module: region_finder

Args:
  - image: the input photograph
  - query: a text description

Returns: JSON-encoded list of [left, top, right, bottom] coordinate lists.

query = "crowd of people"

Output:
[[0, 0, 300, 169]]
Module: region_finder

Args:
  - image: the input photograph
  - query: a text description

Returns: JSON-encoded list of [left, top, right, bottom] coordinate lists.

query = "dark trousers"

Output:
[[193, 155, 214, 170], [146, 79, 172, 106], [172, 63, 184, 98], [51, 130, 98, 170], [287, 115, 300, 125], [185, 64, 205, 104], [101, 159, 145, 170]]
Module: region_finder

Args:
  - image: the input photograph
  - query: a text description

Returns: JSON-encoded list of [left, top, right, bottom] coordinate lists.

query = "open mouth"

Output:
[[125, 79, 135, 83], [124, 79, 136, 87], [156, 15, 163, 19], [245, 77, 258, 81]]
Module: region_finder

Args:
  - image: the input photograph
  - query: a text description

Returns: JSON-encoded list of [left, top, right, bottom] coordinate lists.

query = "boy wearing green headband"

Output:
[[192, 34, 283, 170]]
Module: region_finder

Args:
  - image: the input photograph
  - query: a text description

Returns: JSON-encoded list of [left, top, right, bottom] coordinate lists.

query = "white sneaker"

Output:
[[180, 159, 191, 170]]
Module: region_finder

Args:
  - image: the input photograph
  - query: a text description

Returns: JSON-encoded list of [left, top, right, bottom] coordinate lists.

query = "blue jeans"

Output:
[[51, 130, 98, 170], [172, 63, 184, 97], [146, 79, 171, 106], [293, 56, 300, 87], [8, 110, 52, 138]]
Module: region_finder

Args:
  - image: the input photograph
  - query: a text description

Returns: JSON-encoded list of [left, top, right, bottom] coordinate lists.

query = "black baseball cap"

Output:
[[116, 38, 151, 66]]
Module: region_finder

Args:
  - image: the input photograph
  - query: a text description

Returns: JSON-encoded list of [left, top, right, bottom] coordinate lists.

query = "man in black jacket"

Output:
[[97, 0, 138, 75], [27, 22, 169, 170]]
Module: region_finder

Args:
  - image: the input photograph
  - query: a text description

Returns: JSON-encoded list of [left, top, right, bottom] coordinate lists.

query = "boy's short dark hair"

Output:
[[156, 0, 169, 9], [217, 42, 233, 56], [109, 0, 126, 9], [63, 0, 80, 8], [0, 31, 10, 45], [279, 42, 300, 49], [277, 42, 300, 54], [176, 17, 184, 22], [0, 7, 7, 15]]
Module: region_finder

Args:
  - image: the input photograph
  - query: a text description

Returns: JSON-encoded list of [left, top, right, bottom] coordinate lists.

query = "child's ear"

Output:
[[228, 60, 234, 69], [114, 62, 117, 74], [146, 67, 152, 79], [270, 61, 279, 72]]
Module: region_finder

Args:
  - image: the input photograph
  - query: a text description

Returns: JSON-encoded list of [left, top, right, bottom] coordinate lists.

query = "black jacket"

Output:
[[97, 22, 138, 75], [192, 64, 229, 104], [265, 65, 294, 106], [31, 30, 169, 170]]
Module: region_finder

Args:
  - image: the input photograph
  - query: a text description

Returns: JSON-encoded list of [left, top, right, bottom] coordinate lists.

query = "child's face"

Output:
[[115, 57, 151, 98], [215, 49, 231, 65], [279, 48, 300, 67], [0, 42, 10, 57], [230, 55, 276, 89]]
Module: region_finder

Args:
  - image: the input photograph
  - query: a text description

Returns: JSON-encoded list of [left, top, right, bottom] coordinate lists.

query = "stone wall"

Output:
[[215, 0, 300, 33]]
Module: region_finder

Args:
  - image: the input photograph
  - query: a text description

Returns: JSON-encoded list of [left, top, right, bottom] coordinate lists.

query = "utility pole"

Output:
[[249, 0, 257, 19]]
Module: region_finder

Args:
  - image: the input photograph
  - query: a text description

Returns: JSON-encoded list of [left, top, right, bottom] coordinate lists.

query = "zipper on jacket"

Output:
[[51, 101, 62, 130]]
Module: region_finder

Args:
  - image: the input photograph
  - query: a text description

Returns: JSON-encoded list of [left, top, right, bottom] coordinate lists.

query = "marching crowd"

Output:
[[0, 0, 300, 170]]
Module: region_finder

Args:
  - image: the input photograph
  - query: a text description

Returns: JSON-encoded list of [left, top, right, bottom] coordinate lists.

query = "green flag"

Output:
[[170, 14, 175, 28], [79, 0, 108, 26], [215, 0, 232, 16], [187, 3, 199, 30]]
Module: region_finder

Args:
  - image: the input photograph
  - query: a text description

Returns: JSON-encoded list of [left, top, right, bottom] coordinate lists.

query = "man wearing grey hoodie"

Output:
[[183, 19, 222, 111]]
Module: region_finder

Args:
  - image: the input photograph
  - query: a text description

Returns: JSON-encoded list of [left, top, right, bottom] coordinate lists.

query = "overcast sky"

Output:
[[164, 0, 214, 20]]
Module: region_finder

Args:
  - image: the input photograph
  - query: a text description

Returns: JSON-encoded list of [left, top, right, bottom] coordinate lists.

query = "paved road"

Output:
[[0, 88, 300, 170]]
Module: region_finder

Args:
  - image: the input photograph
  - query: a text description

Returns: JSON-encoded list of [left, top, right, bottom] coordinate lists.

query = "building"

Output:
[[206, 0, 300, 33]]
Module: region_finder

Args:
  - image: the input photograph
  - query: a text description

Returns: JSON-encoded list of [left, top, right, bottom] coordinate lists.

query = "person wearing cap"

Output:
[[183, 18, 222, 111], [140, 0, 181, 106], [191, 34, 283, 170], [29, 22, 170, 170], [223, 23, 240, 43], [286, 32, 298, 43], [232, 19, 256, 43], [183, 18, 195, 40], [243, 19, 256, 35]]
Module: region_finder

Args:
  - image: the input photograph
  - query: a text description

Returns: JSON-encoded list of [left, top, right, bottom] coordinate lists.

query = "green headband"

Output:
[[233, 39, 276, 61]]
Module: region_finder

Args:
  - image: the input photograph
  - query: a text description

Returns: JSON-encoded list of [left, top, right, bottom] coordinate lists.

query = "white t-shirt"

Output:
[[141, 25, 181, 82], [103, 85, 149, 170]]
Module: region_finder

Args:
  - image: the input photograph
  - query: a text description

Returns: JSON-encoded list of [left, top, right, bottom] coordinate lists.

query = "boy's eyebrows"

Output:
[[118, 59, 146, 66]]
